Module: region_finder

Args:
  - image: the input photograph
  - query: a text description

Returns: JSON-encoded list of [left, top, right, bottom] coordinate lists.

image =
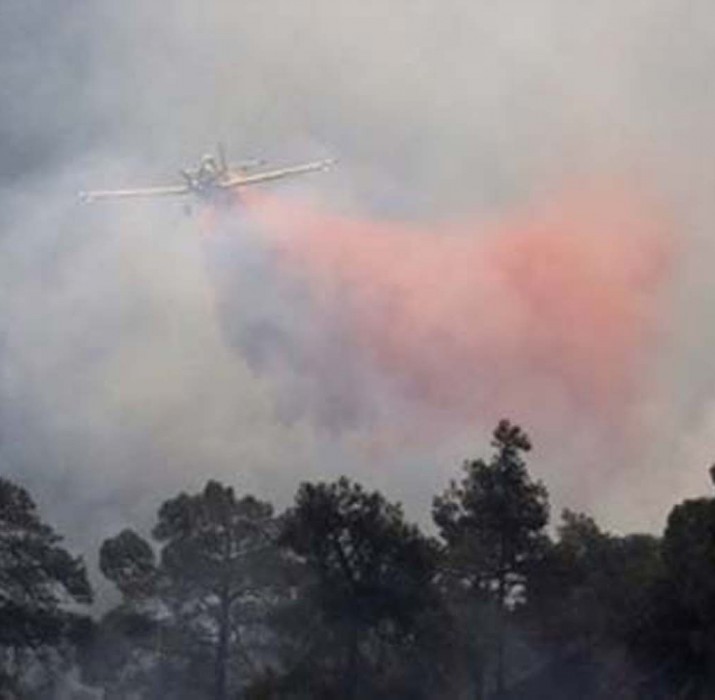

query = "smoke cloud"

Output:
[[3, 0, 715, 567], [241, 185, 672, 435]]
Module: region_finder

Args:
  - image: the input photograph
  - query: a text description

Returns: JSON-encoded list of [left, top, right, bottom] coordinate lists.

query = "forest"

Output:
[[1, 419, 713, 700]]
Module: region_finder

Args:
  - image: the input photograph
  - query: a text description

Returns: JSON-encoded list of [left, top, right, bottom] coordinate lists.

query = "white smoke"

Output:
[[2, 0, 715, 571]]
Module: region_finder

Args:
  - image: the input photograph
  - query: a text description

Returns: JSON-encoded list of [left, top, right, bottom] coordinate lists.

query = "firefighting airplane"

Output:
[[78, 144, 335, 207]]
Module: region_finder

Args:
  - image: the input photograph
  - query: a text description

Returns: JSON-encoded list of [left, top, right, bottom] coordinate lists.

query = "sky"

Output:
[[3, 1, 715, 575]]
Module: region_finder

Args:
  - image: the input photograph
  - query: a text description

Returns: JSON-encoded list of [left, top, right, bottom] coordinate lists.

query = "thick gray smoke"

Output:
[[2, 0, 715, 573]]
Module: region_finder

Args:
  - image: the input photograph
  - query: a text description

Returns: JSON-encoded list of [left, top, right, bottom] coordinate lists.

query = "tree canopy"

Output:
[[433, 420, 549, 698], [6, 426, 715, 699], [433, 420, 549, 599], [0, 477, 92, 697], [93, 480, 284, 700], [280, 476, 442, 699], [0, 477, 92, 646]]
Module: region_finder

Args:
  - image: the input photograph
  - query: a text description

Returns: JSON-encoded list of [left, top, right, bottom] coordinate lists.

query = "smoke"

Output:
[[3, 0, 715, 562], [237, 184, 673, 441]]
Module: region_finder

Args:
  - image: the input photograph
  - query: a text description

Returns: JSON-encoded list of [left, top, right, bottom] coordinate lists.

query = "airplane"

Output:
[[78, 144, 335, 208]]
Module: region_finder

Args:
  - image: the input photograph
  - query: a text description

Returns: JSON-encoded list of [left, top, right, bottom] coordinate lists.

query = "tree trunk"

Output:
[[215, 590, 230, 700], [344, 626, 360, 700], [494, 532, 508, 700], [472, 657, 486, 700], [494, 572, 507, 700]]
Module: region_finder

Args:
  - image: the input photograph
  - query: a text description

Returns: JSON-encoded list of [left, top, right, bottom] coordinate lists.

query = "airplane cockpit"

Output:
[[195, 155, 220, 188], [79, 145, 335, 205]]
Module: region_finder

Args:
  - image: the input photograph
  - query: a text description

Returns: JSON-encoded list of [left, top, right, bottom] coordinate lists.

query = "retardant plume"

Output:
[[238, 185, 674, 439]]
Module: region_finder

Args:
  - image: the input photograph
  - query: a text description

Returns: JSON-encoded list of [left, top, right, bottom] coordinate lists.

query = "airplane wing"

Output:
[[78, 184, 189, 203], [220, 159, 336, 189]]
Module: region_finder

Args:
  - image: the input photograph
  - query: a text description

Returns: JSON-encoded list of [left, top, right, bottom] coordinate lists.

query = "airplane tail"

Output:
[[217, 143, 228, 173]]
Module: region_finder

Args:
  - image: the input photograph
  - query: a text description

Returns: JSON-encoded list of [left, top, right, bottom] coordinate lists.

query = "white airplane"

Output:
[[78, 144, 335, 207]]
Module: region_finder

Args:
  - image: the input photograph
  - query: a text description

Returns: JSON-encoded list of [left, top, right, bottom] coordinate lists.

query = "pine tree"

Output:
[[433, 421, 549, 698], [95, 481, 283, 700], [280, 476, 440, 699], [0, 477, 92, 693]]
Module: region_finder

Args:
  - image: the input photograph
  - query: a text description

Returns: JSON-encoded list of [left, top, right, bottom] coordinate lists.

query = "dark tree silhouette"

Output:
[[280, 476, 440, 699], [631, 492, 715, 697], [0, 477, 92, 694], [85, 529, 163, 696], [433, 420, 549, 699], [520, 510, 662, 699], [67, 448, 715, 699], [153, 480, 282, 700], [100, 528, 158, 600], [93, 480, 284, 700]]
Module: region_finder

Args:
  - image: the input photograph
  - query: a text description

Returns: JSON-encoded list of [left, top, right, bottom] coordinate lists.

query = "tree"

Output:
[[518, 510, 662, 699], [153, 481, 282, 700], [81, 529, 163, 698], [527, 510, 661, 646], [280, 476, 441, 699], [99, 529, 158, 600], [433, 420, 549, 698], [0, 477, 93, 695], [630, 493, 715, 698], [93, 481, 284, 700]]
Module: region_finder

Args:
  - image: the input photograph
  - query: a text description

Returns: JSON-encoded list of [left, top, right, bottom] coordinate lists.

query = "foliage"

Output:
[[526, 510, 662, 649], [9, 428, 715, 699], [0, 477, 93, 697], [100, 529, 157, 600], [279, 476, 443, 699], [433, 420, 550, 600], [628, 496, 715, 698], [0, 478, 92, 619], [92, 480, 285, 700], [433, 420, 549, 698]]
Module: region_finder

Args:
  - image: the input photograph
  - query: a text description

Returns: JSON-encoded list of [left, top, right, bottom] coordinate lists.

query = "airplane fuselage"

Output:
[[78, 148, 335, 205]]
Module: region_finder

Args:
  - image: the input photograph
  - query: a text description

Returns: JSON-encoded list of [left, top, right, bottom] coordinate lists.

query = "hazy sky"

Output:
[[3, 1, 715, 574]]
